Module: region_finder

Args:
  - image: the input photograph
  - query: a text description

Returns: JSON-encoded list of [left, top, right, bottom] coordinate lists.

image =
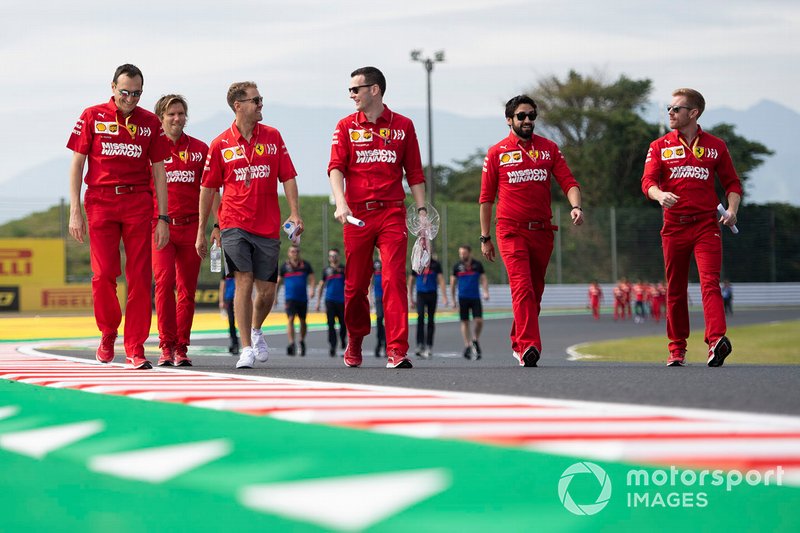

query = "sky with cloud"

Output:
[[1, 0, 797, 194]]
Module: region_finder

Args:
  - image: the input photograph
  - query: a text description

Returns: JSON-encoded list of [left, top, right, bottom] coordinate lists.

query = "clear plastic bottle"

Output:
[[210, 242, 222, 273]]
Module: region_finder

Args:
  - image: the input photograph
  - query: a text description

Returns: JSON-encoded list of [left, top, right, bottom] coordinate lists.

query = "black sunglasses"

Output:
[[514, 111, 536, 121], [348, 84, 374, 95], [666, 105, 693, 113], [238, 96, 264, 105], [118, 89, 143, 98]]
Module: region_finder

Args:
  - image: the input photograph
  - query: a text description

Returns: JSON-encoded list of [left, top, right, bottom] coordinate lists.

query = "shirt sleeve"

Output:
[[641, 141, 662, 198], [201, 142, 224, 189], [66, 108, 93, 155], [276, 131, 298, 183], [402, 121, 425, 186], [479, 148, 498, 204], [327, 120, 350, 176], [551, 146, 580, 195], [148, 124, 171, 163], [716, 142, 744, 196]]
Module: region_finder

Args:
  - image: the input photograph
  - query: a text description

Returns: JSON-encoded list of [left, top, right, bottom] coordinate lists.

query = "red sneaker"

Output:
[[96, 333, 117, 364], [127, 354, 153, 370], [174, 344, 192, 367], [343, 338, 363, 368], [667, 350, 686, 367], [386, 348, 413, 369], [157, 345, 174, 367], [707, 336, 732, 367]]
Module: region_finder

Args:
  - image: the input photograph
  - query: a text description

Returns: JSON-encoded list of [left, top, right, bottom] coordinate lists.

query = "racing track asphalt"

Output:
[[42, 306, 800, 416]]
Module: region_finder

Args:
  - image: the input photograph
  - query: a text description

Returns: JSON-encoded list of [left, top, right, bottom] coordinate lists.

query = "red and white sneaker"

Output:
[[157, 346, 174, 367], [96, 333, 117, 364], [344, 338, 363, 368], [707, 336, 732, 367], [667, 350, 686, 367], [174, 344, 192, 367], [127, 354, 153, 370], [386, 348, 413, 369]]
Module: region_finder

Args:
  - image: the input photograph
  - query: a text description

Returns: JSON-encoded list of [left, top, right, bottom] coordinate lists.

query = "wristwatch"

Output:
[[213, 223, 220, 229], [417, 206, 428, 214], [157, 214, 171, 224], [479, 235, 491, 244]]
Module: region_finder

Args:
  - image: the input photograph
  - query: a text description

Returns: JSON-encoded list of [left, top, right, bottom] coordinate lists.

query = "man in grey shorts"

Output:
[[196, 81, 304, 368]]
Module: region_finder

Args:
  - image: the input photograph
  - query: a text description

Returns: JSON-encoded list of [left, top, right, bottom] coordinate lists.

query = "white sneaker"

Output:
[[236, 346, 256, 369], [252, 328, 269, 362]]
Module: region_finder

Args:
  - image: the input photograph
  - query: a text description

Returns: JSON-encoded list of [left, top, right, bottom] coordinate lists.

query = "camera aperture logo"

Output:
[[558, 462, 612, 516]]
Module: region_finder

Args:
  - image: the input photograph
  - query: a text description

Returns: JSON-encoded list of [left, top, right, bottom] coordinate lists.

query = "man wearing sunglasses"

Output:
[[641, 88, 742, 368], [67, 63, 171, 370], [197, 81, 304, 369], [479, 95, 583, 367], [328, 66, 427, 369]]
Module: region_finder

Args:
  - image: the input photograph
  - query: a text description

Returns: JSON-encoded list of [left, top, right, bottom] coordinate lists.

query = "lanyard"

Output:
[[352, 110, 394, 145], [678, 134, 701, 160], [171, 134, 191, 163], [516, 139, 538, 163], [230, 125, 261, 187]]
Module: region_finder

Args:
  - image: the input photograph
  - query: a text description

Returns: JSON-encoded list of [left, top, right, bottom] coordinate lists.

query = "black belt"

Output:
[[354, 200, 405, 211]]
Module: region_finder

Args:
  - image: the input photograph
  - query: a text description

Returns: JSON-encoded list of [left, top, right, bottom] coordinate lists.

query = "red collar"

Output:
[[356, 105, 392, 126], [230, 121, 261, 144]]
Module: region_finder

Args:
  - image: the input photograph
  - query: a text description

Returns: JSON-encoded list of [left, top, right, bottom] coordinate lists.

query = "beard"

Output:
[[512, 122, 533, 140]]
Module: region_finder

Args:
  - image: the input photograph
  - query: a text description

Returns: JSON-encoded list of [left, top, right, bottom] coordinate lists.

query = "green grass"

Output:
[[573, 320, 800, 365]]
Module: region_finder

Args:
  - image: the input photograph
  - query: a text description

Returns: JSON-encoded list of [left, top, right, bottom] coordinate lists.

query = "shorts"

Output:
[[285, 299, 308, 320], [459, 298, 483, 321], [221, 228, 279, 282]]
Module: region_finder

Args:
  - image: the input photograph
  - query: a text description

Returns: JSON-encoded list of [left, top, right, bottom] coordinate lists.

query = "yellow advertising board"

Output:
[[0, 239, 65, 285], [19, 284, 126, 313]]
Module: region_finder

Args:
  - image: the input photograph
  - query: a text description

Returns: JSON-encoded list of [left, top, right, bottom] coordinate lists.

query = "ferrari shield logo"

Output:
[[179, 151, 188, 162], [255, 144, 265, 156], [693, 146, 705, 159], [126, 123, 137, 137]]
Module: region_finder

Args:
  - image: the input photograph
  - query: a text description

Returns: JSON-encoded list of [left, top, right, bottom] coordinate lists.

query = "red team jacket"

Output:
[[67, 98, 170, 186], [153, 133, 209, 219], [328, 106, 425, 204], [641, 126, 743, 215], [201, 122, 297, 239], [479, 132, 579, 222]]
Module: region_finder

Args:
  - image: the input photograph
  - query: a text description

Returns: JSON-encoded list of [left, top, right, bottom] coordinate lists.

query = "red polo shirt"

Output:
[[67, 98, 170, 187], [641, 126, 743, 215], [152, 133, 209, 218], [327, 105, 425, 204], [480, 132, 579, 222], [201, 122, 297, 239]]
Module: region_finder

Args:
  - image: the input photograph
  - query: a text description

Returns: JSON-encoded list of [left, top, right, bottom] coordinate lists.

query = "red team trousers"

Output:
[[496, 220, 554, 354], [84, 188, 153, 357], [343, 206, 409, 354], [662, 214, 726, 353], [152, 219, 202, 350]]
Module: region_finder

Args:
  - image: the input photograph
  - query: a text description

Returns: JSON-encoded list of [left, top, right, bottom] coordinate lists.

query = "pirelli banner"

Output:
[[16, 284, 127, 313], [0, 239, 65, 285]]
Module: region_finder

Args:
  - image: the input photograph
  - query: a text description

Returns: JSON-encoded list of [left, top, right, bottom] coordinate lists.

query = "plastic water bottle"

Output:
[[210, 242, 222, 273], [283, 221, 300, 244]]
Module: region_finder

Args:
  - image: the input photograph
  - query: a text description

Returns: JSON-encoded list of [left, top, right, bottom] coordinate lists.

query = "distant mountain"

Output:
[[0, 100, 794, 224]]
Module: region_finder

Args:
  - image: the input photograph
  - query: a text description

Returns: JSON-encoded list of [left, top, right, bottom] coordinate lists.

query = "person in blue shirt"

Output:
[[370, 255, 386, 357], [316, 248, 346, 357], [450, 244, 489, 360], [276, 244, 315, 356], [408, 254, 447, 358], [219, 272, 239, 355]]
